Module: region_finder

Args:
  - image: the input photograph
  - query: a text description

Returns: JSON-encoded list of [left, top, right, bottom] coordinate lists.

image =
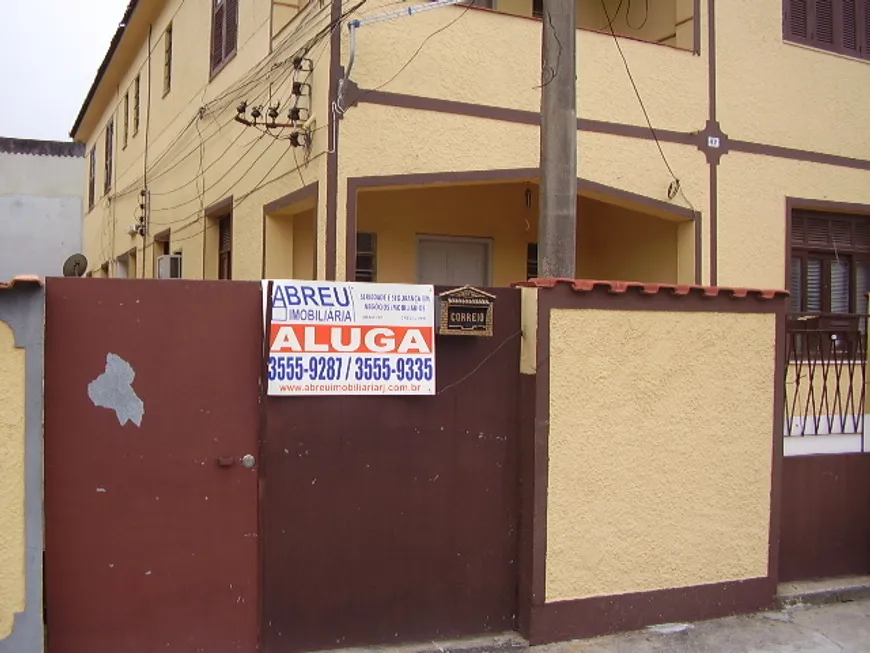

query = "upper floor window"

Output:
[[784, 0, 870, 59], [122, 91, 129, 149], [104, 119, 114, 195], [218, 213, 233, 280], [163, 23, 173, 96], [88, 147, 96, 210], [211, 0, 239, 76], [133, 75, 141, 135]]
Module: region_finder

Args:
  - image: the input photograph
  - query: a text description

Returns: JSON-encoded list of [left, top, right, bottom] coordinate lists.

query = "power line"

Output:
[[599, 0, 695, 211]]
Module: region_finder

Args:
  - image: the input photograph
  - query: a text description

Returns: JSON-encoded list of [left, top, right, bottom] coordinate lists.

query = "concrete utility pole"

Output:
[[539, 0, 578, 278]]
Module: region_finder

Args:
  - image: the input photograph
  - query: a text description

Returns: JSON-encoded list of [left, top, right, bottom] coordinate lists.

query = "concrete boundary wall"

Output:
[[0, 278, 44, 653], [514, 278, 787, 644]]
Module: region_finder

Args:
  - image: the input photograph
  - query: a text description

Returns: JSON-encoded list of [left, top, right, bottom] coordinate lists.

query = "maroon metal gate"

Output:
[[261, 287, 522, 653], [44, 278, 262, 653]]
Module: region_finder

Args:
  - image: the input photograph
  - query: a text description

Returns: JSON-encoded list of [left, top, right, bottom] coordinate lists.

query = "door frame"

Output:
[[415, 234, 494, 286]]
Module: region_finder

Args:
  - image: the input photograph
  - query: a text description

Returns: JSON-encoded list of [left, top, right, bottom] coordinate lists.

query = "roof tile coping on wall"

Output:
[[512, 278, 789, 300], [0, 276, 43, 290], [0, 137, 85, 158]]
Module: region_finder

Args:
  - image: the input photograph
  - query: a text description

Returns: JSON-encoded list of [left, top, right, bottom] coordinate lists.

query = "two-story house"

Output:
[[72, 0, 870, 621]]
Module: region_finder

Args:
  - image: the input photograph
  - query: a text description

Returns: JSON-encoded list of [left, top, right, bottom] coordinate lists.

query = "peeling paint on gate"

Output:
[[87, 353, 144, 427]]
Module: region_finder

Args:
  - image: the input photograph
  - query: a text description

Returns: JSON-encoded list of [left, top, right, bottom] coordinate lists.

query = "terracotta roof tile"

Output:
[[513, 278, 789, 300], [0, 275, 43, 290]]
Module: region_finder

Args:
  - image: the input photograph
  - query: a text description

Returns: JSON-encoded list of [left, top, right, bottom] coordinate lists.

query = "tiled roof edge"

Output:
[[512, 278, 790, 300], [0, 275, 43, 290], [0, 137, 86, 158]]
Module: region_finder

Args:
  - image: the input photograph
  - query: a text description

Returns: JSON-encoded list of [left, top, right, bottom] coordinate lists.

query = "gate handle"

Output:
[[217, 456, 235, 468]]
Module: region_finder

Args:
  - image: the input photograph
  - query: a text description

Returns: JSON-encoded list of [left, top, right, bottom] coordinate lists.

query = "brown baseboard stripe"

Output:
[[528, 576, 775, 645]]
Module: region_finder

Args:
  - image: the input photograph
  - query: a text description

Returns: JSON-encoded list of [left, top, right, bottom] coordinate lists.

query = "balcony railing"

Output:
[[784, 313, 867, 437]]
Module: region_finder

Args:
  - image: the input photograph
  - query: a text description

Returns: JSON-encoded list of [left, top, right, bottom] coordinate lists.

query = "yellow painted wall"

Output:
[[342, 1, 705, 131], [78, 0, 331, 280], [717, 153, 870, 290], [264, 208, 316, 279], [357, 184, 689, 286], [0, 321, 25, 638], [546, 308, 775, 601], [718, 0, 870, 162]]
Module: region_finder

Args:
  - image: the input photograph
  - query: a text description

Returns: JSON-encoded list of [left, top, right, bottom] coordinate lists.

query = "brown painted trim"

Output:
[[769, 310, 786, 585], [707, 0, 716, 122], [784, 197, 793, 292], [516, 373, 537, 637], [204, 195, 233, 218], [262, 181, 319, 214], [730, 139, 870, 172], [694, 207, 703, 285], [344, 169, 701, 281], [693, 0, 702, 56], [257, 279, 274, 653], [709, 163, 717, 285], [349, 89, 870, 174], [788, 196, 870, 214], [261, 182, 320, 279], [348, 86, 698, 146], [530, 291, 551, 609], [528, 577, 774, 645], [325, 0, 341, 281]]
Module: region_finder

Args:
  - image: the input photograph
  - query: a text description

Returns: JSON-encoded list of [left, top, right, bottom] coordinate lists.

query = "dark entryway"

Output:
[[261, 287, 522, 653], [44, 279, 261, 653]]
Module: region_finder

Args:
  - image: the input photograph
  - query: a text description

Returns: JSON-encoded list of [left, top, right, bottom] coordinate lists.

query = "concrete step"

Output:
[[777, 575, 870, 608]]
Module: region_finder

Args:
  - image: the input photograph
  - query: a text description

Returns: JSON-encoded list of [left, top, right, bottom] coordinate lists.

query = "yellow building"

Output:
[[74, 0, 870, 446], [71, 0, 870, 293]]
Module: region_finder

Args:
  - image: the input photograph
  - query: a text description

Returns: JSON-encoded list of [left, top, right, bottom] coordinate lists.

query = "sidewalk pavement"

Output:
[[533, 597, 870, 653]]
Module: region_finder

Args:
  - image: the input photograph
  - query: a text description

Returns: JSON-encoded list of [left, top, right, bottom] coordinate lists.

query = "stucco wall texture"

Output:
[[546, 308, 775, 602], [79, 0, 331, 279], [0, 321, 25, 638]]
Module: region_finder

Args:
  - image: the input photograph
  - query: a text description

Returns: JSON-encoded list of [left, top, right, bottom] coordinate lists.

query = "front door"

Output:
[[417, 236, 491, 286]]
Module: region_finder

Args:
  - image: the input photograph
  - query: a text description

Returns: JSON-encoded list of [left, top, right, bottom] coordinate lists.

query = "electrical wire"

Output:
[[162, 148, 327, 247], [599, 0, 695, 212], [103, 0, 333, 190], [131, 33, 326, 204], [365, 2, 472, 94]]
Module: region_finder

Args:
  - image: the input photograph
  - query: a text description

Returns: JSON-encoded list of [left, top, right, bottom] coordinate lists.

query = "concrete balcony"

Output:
[[341, 0, 707, 134]]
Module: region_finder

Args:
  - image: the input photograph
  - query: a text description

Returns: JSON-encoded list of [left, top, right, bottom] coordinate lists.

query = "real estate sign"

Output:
[[263, 280, 436, 396]]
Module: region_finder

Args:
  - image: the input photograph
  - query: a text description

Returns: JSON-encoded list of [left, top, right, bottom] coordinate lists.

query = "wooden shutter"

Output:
[[226, 0, 238, 57], [785, 0, 870, 57], [790, 256, 803, 312], [104, 120, 113, 194], [807, 258, 823, 311], [815, 0, 835, 44], [88, 148, 95, 209], [211, 1, 226, 72], [218, 214, 232, 280], [830, 259, 851, 312], [786, 0, 809, 39]]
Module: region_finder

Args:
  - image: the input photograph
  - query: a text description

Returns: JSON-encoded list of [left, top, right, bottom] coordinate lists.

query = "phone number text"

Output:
[[268, 355, 434, 382]]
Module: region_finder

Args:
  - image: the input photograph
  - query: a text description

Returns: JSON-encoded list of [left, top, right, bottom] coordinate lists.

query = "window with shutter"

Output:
[[163, 24, 173, 96], [210, 0, 238, 76], [784, 0, 870, 59], [133, 75, 140, 135], [355, 233, 377, 282], [88, 147, 96, 210], [218, 214, 232, 280], [104, 119, 114, 195], [790, 210, 870, 316]]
